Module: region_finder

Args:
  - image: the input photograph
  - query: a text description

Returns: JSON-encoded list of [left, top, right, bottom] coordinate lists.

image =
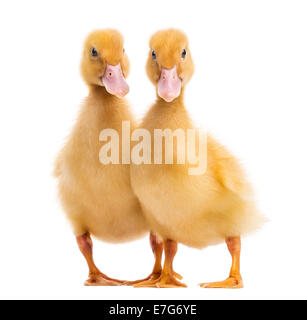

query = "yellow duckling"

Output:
[[130, 29, 265, 288], [54, 29, 165, 286]]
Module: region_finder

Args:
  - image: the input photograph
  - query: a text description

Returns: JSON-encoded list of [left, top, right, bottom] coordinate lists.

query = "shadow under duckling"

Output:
[[130, 29, 266, 288], [54, 29, 167, 286]]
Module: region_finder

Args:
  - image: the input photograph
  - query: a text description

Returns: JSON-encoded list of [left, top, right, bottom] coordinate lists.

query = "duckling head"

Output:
[[146, 29, 194, 102], [81, 29, 129, 97]]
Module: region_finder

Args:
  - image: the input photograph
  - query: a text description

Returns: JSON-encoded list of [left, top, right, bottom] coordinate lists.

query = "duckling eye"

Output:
[[152, 50, 157, 60], [123, 48, 125, 53], [181, 49, 187, 59], [91, 48, 98, 57]]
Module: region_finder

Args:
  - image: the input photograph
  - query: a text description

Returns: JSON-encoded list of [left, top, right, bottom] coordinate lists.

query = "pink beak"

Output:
[[102, 63, 129, 98], [157, 66, 182, 102]]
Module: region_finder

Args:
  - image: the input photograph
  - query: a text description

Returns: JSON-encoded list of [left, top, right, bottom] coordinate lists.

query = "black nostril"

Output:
[[109, 72, 112, 77]]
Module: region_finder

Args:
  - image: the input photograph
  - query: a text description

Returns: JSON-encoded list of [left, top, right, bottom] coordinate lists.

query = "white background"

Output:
[[0, 0, 306, 300]]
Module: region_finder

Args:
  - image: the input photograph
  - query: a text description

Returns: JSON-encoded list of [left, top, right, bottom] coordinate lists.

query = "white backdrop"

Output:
[[0, 0, 306, 300]]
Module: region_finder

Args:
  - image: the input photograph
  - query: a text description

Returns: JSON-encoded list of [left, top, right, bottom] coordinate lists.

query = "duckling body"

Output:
[[131, 99, 263, 249]]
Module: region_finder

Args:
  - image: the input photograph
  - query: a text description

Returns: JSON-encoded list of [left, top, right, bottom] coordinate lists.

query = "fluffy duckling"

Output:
[[130, 29, 265, 288], [54, 29, 164, 286]]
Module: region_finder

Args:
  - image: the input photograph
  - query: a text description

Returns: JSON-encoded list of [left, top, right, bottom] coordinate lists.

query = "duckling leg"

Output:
[[200, 236, 243, 289], [76, 232, 124, 286], [135, 239, 187, 288], [124, 232, 163, 285], [125, 233, 183, 285]]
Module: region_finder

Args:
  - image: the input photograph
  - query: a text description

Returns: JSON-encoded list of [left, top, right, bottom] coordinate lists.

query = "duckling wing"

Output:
[[207, 135, 253, 200]]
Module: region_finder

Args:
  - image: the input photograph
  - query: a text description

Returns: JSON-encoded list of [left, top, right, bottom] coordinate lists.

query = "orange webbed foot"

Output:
[[124, 272, 161, 286], [134, 273, 187, 288], [84, 273, 125, 286], [200, 276, 243, 289], [155, 273, 187, 288], [173, 271, 183, 280], [125, 269, 183, 286]]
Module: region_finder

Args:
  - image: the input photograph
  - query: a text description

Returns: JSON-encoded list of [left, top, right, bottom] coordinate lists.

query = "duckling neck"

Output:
[[150, 88, 193, 130], [88, 85, 122, 106]]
